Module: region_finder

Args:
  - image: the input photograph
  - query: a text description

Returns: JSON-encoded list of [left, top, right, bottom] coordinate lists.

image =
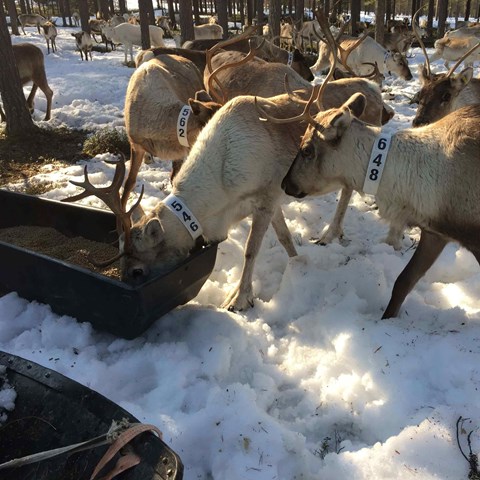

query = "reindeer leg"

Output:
[[382, 229, 447, 319], [26, 84, 38, 114], [271, 205, 297, 257], [314, 187, 352, 245], [221, 207, 274, 311], [383, 217, 407, 251]]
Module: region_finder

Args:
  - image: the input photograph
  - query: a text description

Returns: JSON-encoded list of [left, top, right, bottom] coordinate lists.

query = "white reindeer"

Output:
[[71, 11, 80, 27], [281, 93, 480, 318], [311, 35, 413, 80], [101, 23, 165, 63], [194, 23, 223, 40]]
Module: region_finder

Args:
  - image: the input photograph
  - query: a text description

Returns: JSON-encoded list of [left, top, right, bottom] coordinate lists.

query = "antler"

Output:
[[412, 5, 431, 77], [335, 31, 370, 74], [62, 156, 144, 267], [314, 9, 339, 109], [447, 41, 480, 77], [255, 82, 322, 125], [254, 10, 337, 126], [206, 38, 265, 104], [205, 29, 256, 76]]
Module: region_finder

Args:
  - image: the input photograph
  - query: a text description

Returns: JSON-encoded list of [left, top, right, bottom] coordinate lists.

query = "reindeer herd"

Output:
[[4, 8, 480, 320]]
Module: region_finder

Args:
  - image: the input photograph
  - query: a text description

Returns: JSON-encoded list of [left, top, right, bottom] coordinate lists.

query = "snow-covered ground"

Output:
[[1, 25, 480, 480]]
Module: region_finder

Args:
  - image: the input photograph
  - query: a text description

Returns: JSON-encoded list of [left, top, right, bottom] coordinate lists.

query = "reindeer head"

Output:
[[282, 93, 367, 198], [385, 51, 413, 80], [120, 210, 193, 282], [412, 66, 473, 127]]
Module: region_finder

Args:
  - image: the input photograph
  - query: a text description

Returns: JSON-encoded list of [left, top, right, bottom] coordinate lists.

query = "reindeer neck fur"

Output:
[[156, 95, 309, 244], [339, 106, 480, 238], [125, 58, 205, 160]]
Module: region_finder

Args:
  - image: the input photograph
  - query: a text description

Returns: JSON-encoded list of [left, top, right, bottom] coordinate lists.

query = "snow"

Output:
[[1, 25, 479, 479]]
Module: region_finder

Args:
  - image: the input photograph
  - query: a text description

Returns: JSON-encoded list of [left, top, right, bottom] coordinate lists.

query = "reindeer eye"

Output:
[[302, 144, 314, 158], [441, 92, 451, 102]]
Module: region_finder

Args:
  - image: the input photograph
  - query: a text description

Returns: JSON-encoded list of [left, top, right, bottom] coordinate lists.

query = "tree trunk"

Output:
[[296, 0, 304, 23], [256, 0, 264, 27], [246, 0, 253, 25], [427, 0, 434, 36], [411, 0, 420, 25], [118, 0, 126, 14], [146, 0, 155, 24], [139, 0, 151, 49], [193, 0, 200, 23], [18, 0, 26, 14], [269, 0, 280, 44], [98, 0, 109, 19], [465, 0, 471, 21], [239, 0, 245, 25], [6, 0, 19, 35], [65, 0, 72, 26], [385, 0, 391, 21], [350, 0, 360, 35], [437, 0, 448, 36], [179, 0, 194, 43], [58, 0, 66, 27], [216, 0, 228, 38], [0, 0, 38, 136], [78, 0, 90, 32], [167, 0, 176, 28], [375, 0, 385, 45]]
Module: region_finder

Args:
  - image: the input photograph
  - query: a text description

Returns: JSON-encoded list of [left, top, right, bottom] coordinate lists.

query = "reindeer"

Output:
[[17, 14, 46, 35], [311, 32, 413, 80], [181, 35, 314, 82], [281, 90, 480, 318], [205, 47, 394, 246], [71, 31, 93, 61], [41, 21, 57, 54], [411, 21, 480, 127], [101, 23, 166, 63], [72, 11, 80, 27], [430, 35, 480, 68], [62, 12, 387, 311], [445, 24, 480, 39], [194, 23, 223, 40], [135, 47, 207, 71], [0, 43, 53, 122], [123, 54, 221, 208]]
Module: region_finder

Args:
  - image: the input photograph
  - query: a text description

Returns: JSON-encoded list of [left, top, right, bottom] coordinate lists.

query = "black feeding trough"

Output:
[[0, 190, 218, 339], [0, 350, 183, 479]]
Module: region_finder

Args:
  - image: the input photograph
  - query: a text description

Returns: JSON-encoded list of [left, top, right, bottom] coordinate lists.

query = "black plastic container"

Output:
[[0, 190, 218, 339], [0, 350, 183, 479]]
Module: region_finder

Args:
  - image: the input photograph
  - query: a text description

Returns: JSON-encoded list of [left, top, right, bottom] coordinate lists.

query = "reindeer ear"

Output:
[[327, 93, 365, 138], [188, 95, 220, 121], [451, 67, 473, 91], [144, 218, 164, 246], [194, 89, 213, 103], [344, 92, 366, 119]]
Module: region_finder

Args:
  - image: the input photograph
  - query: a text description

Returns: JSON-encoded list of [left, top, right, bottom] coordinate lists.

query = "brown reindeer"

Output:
[[410, 12, 480, 127], [0, 43, 53, 122]]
